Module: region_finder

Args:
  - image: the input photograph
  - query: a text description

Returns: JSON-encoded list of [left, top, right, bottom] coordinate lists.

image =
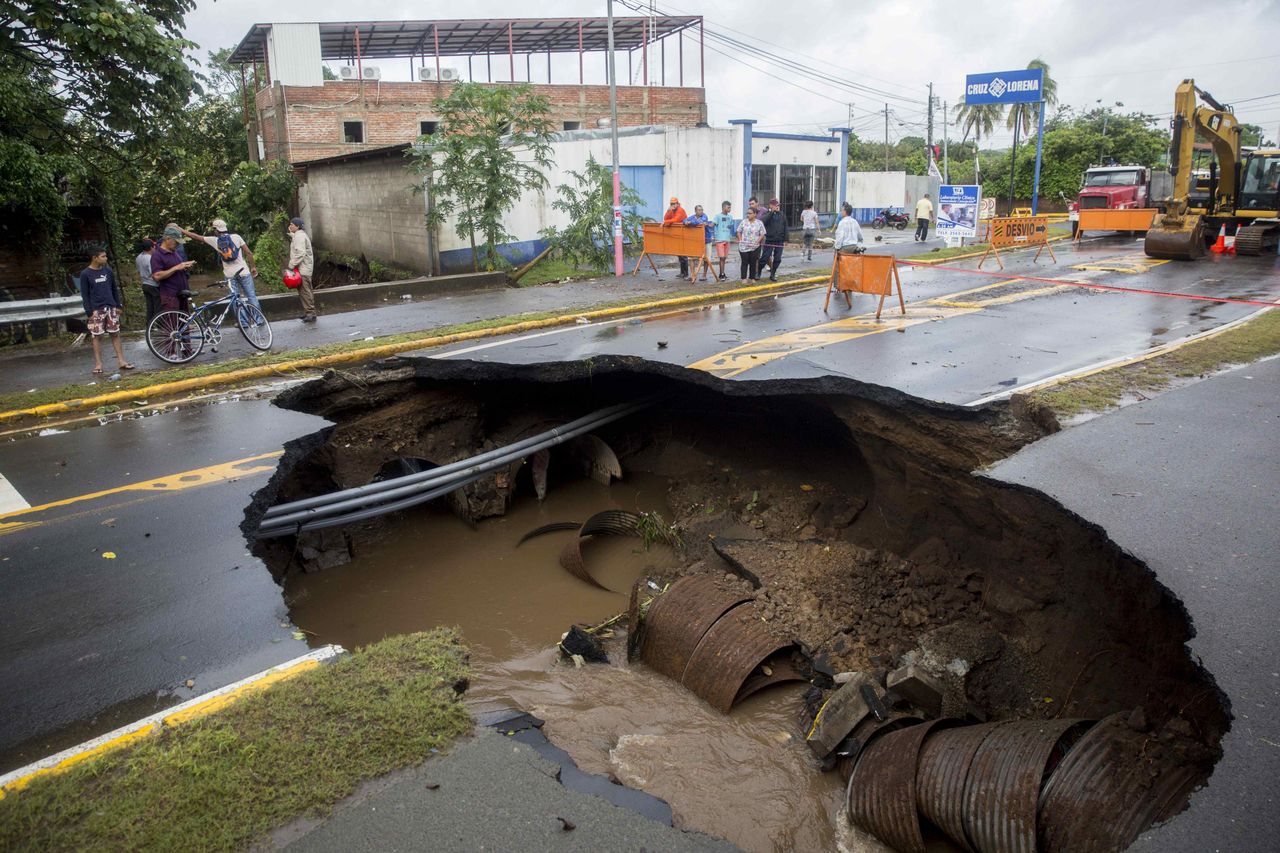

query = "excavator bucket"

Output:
[[1144, 214, 1206, 260]]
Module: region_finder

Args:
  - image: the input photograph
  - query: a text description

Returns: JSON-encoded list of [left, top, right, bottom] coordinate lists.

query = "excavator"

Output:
[[1145, 79, 1280, 259]]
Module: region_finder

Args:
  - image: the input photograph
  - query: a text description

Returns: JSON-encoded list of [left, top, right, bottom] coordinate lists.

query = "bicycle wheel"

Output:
[[146, 310, 205, 364], [236, 303, 273, 350]]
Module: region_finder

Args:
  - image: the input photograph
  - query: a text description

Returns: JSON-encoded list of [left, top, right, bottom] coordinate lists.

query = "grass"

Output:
[[0, 629, 472, 852], [1029, 309, 1280, 419], [512, 257, 596, 287], [911, 242, 994, 262]]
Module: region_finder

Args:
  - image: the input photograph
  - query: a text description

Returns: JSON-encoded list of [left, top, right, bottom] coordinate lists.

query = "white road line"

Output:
[[0, 472, 30, 514], [435, 321, 610, 359]]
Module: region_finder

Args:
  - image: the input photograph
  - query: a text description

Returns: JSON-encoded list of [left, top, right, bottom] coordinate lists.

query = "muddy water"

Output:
[[286, 474, 846, 852]]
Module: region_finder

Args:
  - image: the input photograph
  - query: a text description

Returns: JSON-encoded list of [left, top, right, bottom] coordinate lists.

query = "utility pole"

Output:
[[942, 100, 949, 183], [607, 0, 623, 277], [1008, 105, 1021, 213], [884, 103, 889, 171], [926, 83, 934, 167]]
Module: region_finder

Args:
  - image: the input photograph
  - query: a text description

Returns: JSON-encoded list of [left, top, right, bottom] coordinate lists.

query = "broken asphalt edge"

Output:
[[0, 645, 345, 800]]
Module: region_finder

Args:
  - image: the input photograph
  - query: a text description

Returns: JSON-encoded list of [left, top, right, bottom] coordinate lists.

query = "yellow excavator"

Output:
[[1145, 79, 1280, 259]]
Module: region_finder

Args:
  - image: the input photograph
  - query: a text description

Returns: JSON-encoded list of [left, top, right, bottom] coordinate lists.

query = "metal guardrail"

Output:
[[0, 295, 83, 326]]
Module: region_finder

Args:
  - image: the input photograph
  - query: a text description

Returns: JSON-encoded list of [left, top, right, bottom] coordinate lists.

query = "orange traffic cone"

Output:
[[1209, 224, 1227, 253], [1225, 230, 1237, 255]]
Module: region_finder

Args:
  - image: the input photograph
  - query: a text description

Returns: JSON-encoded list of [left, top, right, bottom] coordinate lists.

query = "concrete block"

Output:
[[886, 664, 944, 718]]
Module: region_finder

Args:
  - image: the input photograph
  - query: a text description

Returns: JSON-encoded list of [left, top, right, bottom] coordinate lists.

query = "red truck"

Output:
[[1067, 165, 1172, 234]]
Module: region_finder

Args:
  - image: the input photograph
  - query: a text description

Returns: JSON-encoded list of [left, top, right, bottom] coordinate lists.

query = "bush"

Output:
[[221, 160, 297, 246], [252, 211, 292, 294]]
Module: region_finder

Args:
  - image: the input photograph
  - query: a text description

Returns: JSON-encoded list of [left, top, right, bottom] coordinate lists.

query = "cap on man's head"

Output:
[[211, 218, 228, 232], [769, 198, 780, 206], [290, 217, 306, 228], [162, 226, 182, 239], [669, 196, 679, 204]]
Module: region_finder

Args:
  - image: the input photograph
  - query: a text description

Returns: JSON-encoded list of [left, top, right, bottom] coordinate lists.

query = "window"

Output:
[[419, 121, 437, 136], [814, 166, 837, 215], [342, 121, 364, 144], [562, 121, 582, 131], [750, 164, 776, 205]]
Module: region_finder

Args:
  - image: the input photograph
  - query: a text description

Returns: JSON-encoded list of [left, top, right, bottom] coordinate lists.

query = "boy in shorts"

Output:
[[78, 247, 134, 375], [712, 201, 735, 281]]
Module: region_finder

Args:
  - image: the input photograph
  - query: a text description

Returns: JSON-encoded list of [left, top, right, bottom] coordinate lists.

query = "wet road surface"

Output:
[[1, 235, 1275, 774]]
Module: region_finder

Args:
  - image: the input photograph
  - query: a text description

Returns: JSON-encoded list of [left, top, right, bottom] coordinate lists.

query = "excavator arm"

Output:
[[1146, 80, 1241, 259]]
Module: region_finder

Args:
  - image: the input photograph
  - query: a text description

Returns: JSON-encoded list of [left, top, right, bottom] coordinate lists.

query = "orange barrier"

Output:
[[1073, 208, 1158, 241], [979, 216, 1056, 270], [632, 222, 711, 279], [823, 252, 905, 319]]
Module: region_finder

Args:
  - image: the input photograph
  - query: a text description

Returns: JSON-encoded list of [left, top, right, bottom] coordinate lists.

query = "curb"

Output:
[[906, 233, 1073, 266], [0, 645, 345, 799], [0, 276, 827, 424]]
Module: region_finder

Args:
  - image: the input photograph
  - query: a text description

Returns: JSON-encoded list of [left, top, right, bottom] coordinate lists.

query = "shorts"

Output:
[[87, 306, 121, 336], [715, 241, 730, 258]]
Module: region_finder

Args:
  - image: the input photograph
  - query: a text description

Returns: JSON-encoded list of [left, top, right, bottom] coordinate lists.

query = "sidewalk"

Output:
[[990, 358, 1280, 851], [0, 235, 935, 398]]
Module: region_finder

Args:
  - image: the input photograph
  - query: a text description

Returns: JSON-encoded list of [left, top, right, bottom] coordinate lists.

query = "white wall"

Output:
[[267, 24, 323, 88], [846, 172, 942, 212], [752, 136, 837, 168]]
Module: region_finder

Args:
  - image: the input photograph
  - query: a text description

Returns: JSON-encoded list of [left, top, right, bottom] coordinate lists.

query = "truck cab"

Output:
[[1068, 165, 1152, 222]]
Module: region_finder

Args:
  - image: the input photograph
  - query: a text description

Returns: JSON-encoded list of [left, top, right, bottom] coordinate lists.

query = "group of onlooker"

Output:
[[660, 196, 866, 283], [78, 217, 318, 375]]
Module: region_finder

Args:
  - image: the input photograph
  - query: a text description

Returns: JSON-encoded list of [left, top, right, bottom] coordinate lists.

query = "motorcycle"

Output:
[[870, 208, 910, 230]]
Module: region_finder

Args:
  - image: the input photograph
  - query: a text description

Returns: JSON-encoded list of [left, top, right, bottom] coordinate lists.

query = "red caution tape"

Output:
[[899, 261, 1280, 308]]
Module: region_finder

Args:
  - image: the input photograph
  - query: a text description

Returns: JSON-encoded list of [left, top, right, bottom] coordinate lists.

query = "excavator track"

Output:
[[1233, 223, 1279, 256]]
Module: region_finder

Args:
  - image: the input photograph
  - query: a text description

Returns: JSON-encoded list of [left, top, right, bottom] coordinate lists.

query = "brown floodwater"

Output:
[[285, 472, 845, 852]]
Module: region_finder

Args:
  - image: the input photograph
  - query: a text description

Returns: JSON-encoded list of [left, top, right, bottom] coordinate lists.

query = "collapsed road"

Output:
[[243, 354, 1229, 853]]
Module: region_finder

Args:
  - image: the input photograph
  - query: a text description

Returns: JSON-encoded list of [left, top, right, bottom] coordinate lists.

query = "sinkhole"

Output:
[[243, 355, 1228, 853]]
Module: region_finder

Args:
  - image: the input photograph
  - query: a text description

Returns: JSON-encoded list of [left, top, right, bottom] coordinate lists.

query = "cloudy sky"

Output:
[[184, 0, 1280, 147]]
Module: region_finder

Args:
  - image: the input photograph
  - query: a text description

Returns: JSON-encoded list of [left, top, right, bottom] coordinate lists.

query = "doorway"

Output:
[[780, 166, 811, 227]]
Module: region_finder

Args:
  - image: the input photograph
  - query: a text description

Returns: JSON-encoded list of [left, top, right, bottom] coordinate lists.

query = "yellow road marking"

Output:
[[1073, 253, 1170, 274], [688, 277, 1070, 379], [0, 451, 282, 536]]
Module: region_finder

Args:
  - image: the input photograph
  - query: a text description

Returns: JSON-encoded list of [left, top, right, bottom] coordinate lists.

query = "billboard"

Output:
[[964, 68, 1045, 105], [936, 185, 980, 240]]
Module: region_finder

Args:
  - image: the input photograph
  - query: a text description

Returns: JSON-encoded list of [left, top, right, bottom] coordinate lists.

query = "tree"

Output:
[[1007, 58, 1059, 136], [957, 98, 1003, 182], [409, 83, 556, 271], [0, 0, 198, 151], [540, 155, 645, 271], [1239, 123, 1273, 147]]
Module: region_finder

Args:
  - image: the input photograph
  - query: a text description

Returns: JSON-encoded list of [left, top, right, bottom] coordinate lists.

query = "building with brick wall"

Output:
[[229, 17, 710, 165]]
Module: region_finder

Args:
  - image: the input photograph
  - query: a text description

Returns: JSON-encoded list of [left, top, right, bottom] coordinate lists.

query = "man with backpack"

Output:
[[180, 219, 262, 315]]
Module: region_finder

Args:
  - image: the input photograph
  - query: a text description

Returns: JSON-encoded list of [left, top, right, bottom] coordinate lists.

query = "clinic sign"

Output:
[[936, 185, 980, 241], [964, 68, 1045, 105]]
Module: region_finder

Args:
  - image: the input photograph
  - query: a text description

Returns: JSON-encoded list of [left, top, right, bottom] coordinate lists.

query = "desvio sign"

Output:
[[964, 68, 1044, 105]]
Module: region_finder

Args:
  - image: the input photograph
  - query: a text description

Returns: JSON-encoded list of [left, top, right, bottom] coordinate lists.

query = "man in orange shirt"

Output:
[[663, 196, 689, 278]]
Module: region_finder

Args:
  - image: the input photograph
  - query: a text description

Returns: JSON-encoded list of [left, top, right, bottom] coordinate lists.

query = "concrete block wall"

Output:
[[299, 152, 430, 271], [259, 81, 707, 164]]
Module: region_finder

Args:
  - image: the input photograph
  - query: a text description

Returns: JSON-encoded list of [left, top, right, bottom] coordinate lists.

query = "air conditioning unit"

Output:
[[338, 66, 358, 80], [418, 67, 460, 82], [361, 66, 381, 80]]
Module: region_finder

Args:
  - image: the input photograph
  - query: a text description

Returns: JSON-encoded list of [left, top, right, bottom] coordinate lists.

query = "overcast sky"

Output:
[[184, 0, 1280, 148]]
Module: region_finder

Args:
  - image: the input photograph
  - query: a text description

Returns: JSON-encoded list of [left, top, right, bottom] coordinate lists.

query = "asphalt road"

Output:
[[0, 234, 1275, 810]]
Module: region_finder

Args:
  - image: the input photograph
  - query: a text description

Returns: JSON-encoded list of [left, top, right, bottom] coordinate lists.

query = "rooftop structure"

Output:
[[229, 17, 709, 163]]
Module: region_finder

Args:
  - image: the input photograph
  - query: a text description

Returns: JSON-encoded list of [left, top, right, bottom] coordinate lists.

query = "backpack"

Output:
[[216, 233, 241, 264]]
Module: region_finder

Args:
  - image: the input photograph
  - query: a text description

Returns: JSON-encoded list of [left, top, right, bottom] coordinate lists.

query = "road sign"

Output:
[[964, 68, 1045, 105], [936, 185, 980, 240]]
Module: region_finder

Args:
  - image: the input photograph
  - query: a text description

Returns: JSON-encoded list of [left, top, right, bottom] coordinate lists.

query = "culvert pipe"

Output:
[[255, 399, 654, 536]]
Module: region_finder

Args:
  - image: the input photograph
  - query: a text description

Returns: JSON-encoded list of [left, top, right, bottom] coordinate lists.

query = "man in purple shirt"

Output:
[[150, 226, 196, 311]]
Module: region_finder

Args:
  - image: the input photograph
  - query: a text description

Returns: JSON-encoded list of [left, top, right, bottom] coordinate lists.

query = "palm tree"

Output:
[[1006, 58, 1058, 136], [957, 98, 1003, 183]]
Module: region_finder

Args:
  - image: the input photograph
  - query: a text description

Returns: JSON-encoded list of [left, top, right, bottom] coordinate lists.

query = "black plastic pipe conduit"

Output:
[[254, 399, 654, 538]]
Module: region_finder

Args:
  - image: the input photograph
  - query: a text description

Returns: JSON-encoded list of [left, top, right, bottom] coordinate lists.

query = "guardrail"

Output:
[[0, 295, 83, 326]]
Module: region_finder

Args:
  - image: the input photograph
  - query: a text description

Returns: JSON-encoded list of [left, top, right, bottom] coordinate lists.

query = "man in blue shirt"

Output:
[[78, 247, 134, 375], [711, 201, 735, 282], [683, 205, 713, 282]]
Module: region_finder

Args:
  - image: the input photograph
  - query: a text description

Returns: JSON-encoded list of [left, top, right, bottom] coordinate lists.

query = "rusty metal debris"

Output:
[[847, 719, 957, 853], [637, 575, 802, 712], [1038, 713, 1206, 853], [517, 510, 679, 590]]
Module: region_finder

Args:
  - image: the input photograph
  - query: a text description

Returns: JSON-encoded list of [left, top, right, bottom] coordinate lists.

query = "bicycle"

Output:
[[145, 277, 273, 364]]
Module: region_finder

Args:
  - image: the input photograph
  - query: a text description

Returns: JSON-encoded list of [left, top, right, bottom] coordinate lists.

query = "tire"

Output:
[[871, 219, 885, 229], [146, 310, 204, 364], [236, 303, 272, 350], [895, 220, 907, 230]]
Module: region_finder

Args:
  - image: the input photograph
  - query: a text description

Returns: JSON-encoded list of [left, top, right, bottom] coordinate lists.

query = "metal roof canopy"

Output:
[[229, 16, 701, 64]]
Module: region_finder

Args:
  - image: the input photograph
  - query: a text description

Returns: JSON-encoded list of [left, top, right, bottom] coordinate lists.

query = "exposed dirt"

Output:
[[245, 355, 1229, 852]]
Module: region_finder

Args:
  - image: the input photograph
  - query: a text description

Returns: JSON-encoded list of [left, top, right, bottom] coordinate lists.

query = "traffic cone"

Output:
[[1225, 230, 1237, 255], [1209, 224, 1227, 253]]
